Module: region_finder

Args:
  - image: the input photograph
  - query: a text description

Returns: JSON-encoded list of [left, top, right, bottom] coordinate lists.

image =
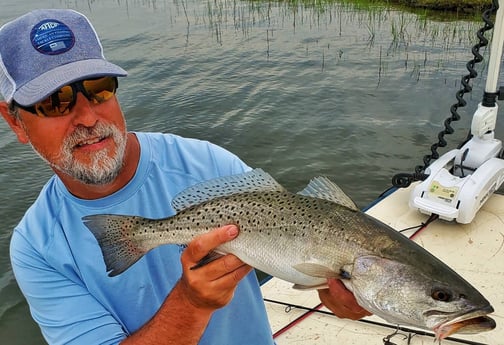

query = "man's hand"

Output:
[[317, 278, 371, 320], [179, 224, 252, 311], [122, 225, 252, 344]]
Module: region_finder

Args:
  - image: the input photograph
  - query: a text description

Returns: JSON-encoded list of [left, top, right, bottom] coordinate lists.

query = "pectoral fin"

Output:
[[293, 263, 340, 278]]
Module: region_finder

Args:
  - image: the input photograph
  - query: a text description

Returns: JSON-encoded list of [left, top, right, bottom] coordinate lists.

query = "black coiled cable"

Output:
[[392, 1, 499, 188]]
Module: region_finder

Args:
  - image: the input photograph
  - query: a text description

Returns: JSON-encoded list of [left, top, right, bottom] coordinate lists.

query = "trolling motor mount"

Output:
[[409, 103, 504, 223], [409, 0, 504, 224]]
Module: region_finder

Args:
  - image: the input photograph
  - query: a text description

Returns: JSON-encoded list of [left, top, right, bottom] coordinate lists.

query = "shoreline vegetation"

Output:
[[279, 0, 495, 18], [365, 0, 492, 13]]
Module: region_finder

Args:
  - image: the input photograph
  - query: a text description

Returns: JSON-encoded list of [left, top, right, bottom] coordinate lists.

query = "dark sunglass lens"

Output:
[[83, 77, 117, 104], [35, 85, 74, 117]]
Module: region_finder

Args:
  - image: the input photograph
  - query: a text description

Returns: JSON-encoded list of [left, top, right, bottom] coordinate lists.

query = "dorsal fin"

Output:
[[297, 176, 358, 211], [171, 168, 286, 212]]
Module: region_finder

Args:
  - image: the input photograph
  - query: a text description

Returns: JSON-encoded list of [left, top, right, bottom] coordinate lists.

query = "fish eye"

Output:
[[431, 288, 453, 302]]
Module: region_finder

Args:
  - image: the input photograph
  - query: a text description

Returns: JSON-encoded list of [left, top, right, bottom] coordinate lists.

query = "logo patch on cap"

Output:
[[30, 19, 75, 55]]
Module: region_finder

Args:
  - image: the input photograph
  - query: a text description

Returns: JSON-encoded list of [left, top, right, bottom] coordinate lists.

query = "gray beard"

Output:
[[31, 122, 127, 185]]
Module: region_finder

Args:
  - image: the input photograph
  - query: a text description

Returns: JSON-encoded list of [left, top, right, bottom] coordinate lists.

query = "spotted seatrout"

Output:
[[83, 169, 495, 340]]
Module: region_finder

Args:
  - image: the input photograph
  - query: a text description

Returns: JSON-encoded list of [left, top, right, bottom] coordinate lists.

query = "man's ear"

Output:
[[0, 101, 30, 144]]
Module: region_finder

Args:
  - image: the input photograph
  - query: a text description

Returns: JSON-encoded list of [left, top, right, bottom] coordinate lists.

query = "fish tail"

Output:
[[83, 214, 151, 277]]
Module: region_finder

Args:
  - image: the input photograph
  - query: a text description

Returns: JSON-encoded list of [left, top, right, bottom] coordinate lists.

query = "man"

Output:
[[0, 9, 370, 345]]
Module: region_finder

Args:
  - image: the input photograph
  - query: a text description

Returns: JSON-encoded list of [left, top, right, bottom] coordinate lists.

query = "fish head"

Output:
[[344, 255, 495, 340]]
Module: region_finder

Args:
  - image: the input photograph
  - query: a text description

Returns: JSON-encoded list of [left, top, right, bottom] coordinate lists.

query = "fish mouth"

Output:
[[433, 306, 495, 340]]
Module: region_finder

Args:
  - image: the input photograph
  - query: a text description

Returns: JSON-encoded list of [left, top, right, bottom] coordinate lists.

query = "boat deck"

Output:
[[261, 185, 503, 344]]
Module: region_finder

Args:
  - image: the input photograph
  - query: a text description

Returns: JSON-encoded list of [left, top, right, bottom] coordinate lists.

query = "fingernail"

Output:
[[226, 225, 238, 238]]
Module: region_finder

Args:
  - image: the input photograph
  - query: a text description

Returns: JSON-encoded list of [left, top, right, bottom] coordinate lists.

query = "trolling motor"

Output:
[[409, 0, 504, 224]]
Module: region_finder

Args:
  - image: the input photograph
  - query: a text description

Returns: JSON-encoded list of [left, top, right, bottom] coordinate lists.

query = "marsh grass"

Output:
[[138, 0, 487, 86], [259, 0, 487, 19], [389, 0, 490, 12], [205, 0, 486, 89], [201, 0, 485, 60]]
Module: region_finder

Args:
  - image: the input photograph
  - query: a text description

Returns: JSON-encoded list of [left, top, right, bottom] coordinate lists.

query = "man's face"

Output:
[[16, 92, 128, 185]]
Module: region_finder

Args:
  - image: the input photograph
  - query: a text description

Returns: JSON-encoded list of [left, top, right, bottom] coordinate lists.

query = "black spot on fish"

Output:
[[340, 269, 351, 279]]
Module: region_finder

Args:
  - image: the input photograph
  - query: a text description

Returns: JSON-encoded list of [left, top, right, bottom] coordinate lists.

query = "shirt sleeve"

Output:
[[10, 230, 126, 345]]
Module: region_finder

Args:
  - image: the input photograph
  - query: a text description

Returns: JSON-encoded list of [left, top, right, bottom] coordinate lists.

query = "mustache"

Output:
[[65, 123, 114, 148]]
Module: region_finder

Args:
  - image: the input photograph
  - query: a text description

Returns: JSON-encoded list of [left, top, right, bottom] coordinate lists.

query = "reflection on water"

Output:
[[0, 1, 498, 343]]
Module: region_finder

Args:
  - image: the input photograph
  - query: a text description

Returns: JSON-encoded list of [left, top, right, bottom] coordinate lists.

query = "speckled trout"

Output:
[[83, 169, 495, 340]]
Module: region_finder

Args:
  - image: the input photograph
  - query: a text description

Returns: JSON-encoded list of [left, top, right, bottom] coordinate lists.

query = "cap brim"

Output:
[[13, 59, 127, 106]]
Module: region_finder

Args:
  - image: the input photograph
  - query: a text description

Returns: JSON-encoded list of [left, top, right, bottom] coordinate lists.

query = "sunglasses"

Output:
[[15, 76, 118, 117]]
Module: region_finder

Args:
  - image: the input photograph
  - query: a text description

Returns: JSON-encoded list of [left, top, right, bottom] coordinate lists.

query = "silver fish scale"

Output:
[[145, 191, 375, 286], [85, 190, 397, 283]]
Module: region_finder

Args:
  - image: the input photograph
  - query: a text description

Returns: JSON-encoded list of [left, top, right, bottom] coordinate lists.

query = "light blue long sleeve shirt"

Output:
[[10, 132, 274, 345]]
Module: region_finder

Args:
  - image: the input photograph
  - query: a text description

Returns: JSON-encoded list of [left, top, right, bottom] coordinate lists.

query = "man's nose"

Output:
[[71, 92, 99, 128]]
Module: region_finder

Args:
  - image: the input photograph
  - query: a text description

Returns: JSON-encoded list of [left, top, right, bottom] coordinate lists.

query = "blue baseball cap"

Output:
[[0, 9, 127, 106]]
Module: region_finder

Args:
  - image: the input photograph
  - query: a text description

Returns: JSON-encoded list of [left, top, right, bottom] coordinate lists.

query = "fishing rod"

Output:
[[263, 297, 489, 345]]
